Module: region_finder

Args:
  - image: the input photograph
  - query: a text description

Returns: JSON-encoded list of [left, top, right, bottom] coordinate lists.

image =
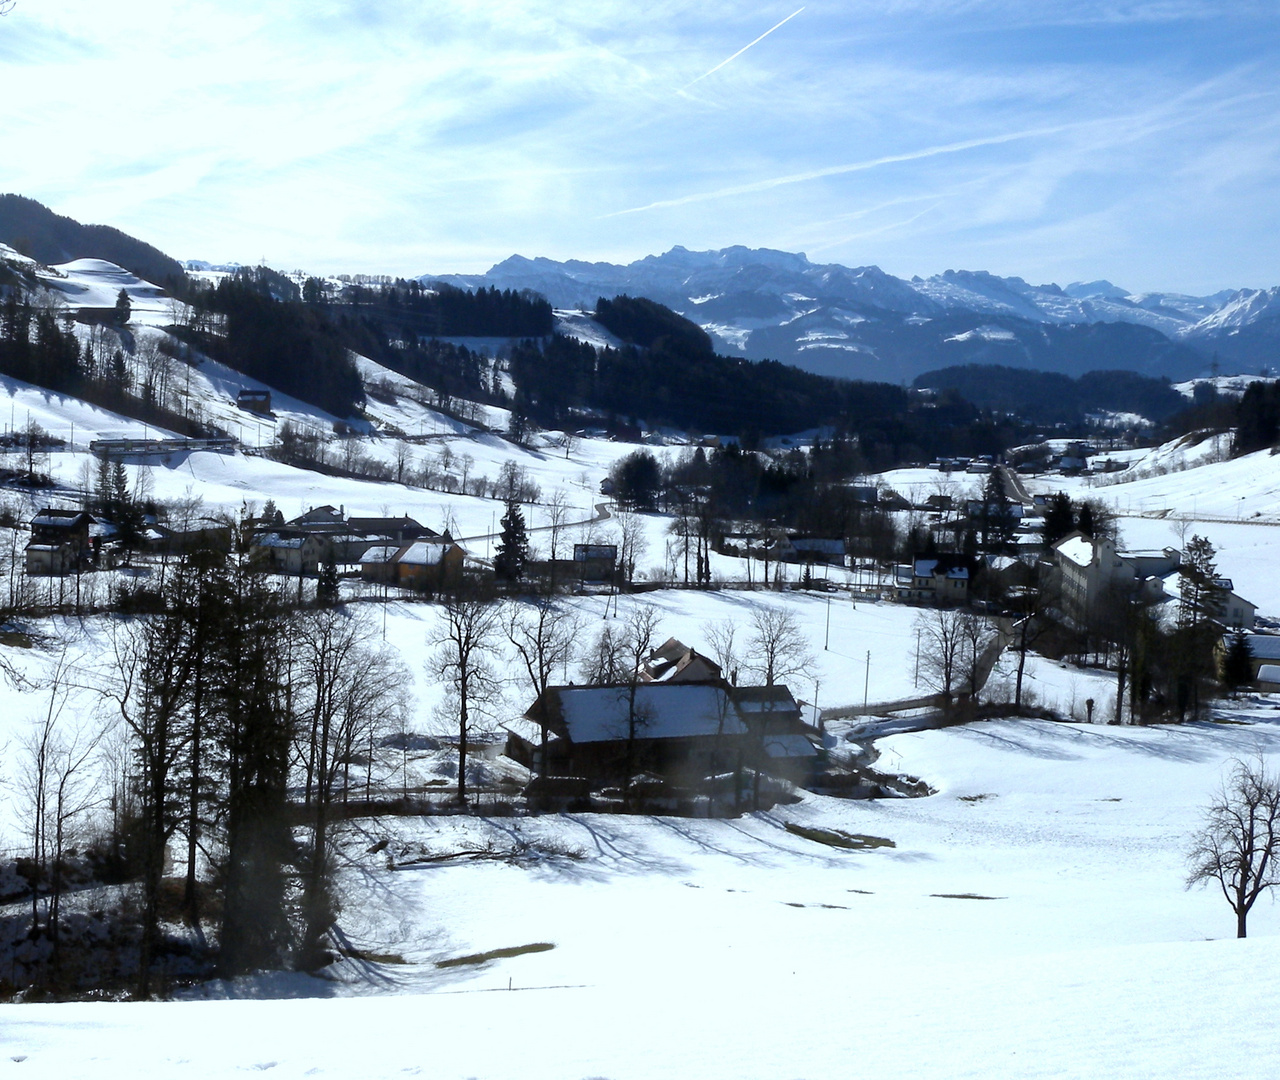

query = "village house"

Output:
[[236, 388, 272, 415], [896, 553, 981, 605], [395, 539, 466, 591], [1216, 632, 1280, 682], [25, 508, 93, 576], [146, 516, 235, 556], [249, 532, 332, 575], [505, 676, 819, 791], [786, 537, 847, 567], [359, 544, 402, 584], [505, 683, 751, 785], [285, 505, 348, 534], [642, 638, 724, 684], [573, 543, 617, 583], [730, 684, 820, 779]]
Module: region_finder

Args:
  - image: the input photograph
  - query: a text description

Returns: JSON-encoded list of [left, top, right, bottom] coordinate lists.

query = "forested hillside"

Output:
[[0, 194, 185, 287]]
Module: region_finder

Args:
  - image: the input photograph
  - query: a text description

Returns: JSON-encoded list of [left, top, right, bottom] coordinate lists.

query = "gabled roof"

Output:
[[539, 684, 747, 744], [347, 515, 432, 534], [31, 509, 92, 529], [397, 540, 457, 566]]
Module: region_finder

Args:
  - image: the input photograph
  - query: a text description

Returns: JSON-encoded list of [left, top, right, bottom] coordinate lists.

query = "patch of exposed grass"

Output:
[[958, 793, 995, 803], [0, 629, 32, 649], [784, 823, 895, 850], [435, 942, 555, 969], [847, 889, 874, 895], [347, 949, 408, 965], [929, 893, 1004, 901]]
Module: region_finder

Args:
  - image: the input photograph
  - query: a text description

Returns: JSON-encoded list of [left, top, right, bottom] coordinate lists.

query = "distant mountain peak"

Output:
[[419, 245, 1275, 382]]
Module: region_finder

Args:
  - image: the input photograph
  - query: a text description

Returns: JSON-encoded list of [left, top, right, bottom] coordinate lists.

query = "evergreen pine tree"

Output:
[[1221, 629, 1254, 694], [1042, 492, 1074, 548], [493, 499, 529, 582], [316, 557, 339, 607]]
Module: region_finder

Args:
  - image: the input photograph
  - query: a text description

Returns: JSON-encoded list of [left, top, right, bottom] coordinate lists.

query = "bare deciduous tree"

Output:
[[504, 597, 578, 777], [746, 605, 813, 687], [1187, 756, 1280, 938], [914, 608, 965, 704], [703, 618, 741, 685], [429, 595, 502, 806]]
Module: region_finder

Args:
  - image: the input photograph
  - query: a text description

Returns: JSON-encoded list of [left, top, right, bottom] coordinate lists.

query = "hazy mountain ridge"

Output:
[[426, 246, 1278, 383]]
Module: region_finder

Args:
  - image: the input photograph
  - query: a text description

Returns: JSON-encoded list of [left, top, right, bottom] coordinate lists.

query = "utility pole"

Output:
[[864, 650, 870, 708], [824, 595, 831, 650]]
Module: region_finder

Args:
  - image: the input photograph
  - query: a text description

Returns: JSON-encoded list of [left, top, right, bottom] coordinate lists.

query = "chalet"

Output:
[[236, 389, 272, 415], [506, 683, 750, 783], [642, 638, 723, 684], [26, 509, 93, 576], [396, 539, 465, 591]]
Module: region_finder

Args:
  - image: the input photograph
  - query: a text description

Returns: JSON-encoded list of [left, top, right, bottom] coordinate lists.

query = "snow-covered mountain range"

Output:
[[427, 247, 1280, 384]]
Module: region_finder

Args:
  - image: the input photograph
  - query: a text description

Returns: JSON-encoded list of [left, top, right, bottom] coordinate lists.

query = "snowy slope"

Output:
[[6, 710, 1280, 1077]]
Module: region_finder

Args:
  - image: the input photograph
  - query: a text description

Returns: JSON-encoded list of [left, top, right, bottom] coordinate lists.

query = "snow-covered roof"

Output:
[[361, 544, 401, 565], [1054, 535, 1094, 569], [552, 684, 747, 744], [32, 510, 89, 528], [254, 532, 307, 550], [398, 540, 451, 566], [1258, 665, 1280, 684]]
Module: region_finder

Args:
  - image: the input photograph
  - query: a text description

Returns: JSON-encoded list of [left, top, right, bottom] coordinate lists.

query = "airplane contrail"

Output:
[[604, 124, 1074, 217], [680, 7, 805, 93]]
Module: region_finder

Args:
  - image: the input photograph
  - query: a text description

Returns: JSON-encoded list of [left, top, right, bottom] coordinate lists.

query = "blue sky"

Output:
[[2, 0, 1278, 293]]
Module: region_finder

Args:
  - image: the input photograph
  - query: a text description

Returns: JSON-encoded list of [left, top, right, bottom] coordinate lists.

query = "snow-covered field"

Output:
[[6, 708, 1280, 1078]]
